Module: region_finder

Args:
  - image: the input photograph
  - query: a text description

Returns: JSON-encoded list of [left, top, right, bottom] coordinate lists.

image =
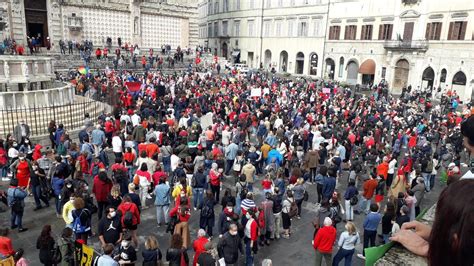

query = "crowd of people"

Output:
[[0, 63, 473, 266]]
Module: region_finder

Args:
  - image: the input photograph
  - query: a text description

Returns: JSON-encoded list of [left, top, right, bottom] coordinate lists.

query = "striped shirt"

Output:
[[241, 199, 256, 213]]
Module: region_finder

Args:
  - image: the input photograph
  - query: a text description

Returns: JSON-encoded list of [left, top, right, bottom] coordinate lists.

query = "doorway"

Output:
[[25, 0, 48, 47], [221, 42, 228, 59], [403, 22, 414, 42], [295, 52, 304, 74], [422, 67, 435, 90], [393, 59, 410, 94], [325, 58, 335, 79], [247, 52, 254, 68], [280, 51, 288, 72], [346, 61, 359, 85]]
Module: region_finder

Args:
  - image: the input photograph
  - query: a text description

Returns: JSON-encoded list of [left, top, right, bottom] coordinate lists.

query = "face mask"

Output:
[[66, 184, 72, 188], [13, 143, 18, 147], [84, 185, 89, 190], [230, 230, 238, 236], [32, 166, 38, 170], [226, 207, 233, 212], [180, 193, 185, 198], [246, 213, 251, 219], [109, 211, 116, 218], [25, 140, 29, 144], [121, 240, 129, 248]]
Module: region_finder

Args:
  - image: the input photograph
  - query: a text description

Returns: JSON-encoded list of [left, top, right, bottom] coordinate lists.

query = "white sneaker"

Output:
[[357, 254, 366, 260]]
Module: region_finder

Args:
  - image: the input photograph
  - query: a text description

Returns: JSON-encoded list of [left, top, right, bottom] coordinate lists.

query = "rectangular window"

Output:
[[208, 1, 212, 14], [361, 25, 373, 40], [223, 0, 229, 12], [266, 0, 271, 8], [214, 22, 218, 37], [378, 24, 393, 40], [288, 20, 295, 37], [329, 25, 340, 40], [344, 25, 357, 40], [275, 21, 282, 36], [250, 0, 255, 9], [222, 21, 228, 36], [214, 1, 219, 13], [236, 0, 240, 10], [263, 21, 271, 37], [313, 20, 320, 36], [248, 20, 254, 37], [208, 23, 212, 37], [425, 22, 442, 40], [298, 21, 308, 37], [381, 67, 386, 79], [448, 21, 467, 40], [234, 21, 240, 36]]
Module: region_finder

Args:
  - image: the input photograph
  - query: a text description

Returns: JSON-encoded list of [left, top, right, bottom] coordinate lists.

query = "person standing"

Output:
[[224, 140, 238, 176], [166, 234, 189, 266], [117, 195, 140, 248], [358, 204, 382, 259], [36, 225, 55, 266], [356, 173, 378, 215], [154, 177, 171, 227], [96, 244, 118, 266], [57, 227, 75, 266], [0, 228, 15, 259], [98, 206, 122, 248], [193, 229, 209, 266], [92, 171, 113, 220], [30, 161, 50, 210], [343, 180, 358, 222], [313, 217, 336, 266], [9, 154, 32, 189], [244, 209, 258, 266], [217, 223, 243, 265], [71, 197, 91, 244], [332, 222, 360, 266], [209, 163, 222, 203], [191, 166, 206, 210], [13, 120, 30, 144], [199, 191, 216, 238], [142, 236, 162, 266], [7, 179, 28, 232]]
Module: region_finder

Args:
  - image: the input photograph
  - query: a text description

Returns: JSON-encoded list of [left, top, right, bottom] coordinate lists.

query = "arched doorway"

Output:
[[325, 58, 335, 79], [25, 0, 49, 47], [295, 52, 304, 74], [346, 60, 359, 85], [422, 67, 435, 90], [221, 42, 228, 59], [439, 69, 447, 89], [359, 59, 376, 86], [393, 59, 410, 94], [452, 71, 467, 95], [309, 53, 318, 75], [280, 50, 288, 72], [264, 50, 272, 69]]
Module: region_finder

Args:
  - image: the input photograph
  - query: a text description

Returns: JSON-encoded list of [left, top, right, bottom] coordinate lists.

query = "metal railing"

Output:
[[0, 99, 108, 137], [383, 40, 429, 50]]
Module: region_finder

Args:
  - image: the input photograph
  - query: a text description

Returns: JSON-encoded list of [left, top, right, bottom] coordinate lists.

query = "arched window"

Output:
[[309, 53, 318, 75]]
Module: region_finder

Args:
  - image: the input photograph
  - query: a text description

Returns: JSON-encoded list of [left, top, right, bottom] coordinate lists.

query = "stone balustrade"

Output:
[[0, 56, 54, 91], [0, 82, 75, 109]]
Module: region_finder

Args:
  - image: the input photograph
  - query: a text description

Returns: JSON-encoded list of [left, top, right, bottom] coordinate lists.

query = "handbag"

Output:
[[51, 242, 62, 264], [303, 190, 309, 201]]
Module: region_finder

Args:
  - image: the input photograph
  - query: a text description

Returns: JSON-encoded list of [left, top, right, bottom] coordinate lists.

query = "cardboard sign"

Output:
[[251, 88, 262, 97]]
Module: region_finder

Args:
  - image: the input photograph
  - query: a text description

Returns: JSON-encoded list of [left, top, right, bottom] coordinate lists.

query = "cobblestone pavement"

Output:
[[0, 170, 444, 266]]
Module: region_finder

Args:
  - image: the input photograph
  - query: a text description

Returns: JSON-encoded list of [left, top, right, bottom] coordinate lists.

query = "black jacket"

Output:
[[36, 236, 55, 264], [166, 248, 189, 266], [217, 232, 242, 264]]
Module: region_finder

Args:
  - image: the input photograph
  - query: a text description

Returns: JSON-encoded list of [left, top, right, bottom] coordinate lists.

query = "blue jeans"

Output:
[[0, 166, 7, 177], [235, 196, 242, 215], [32, 185, 49, 208], [225, 159, 234, 175], [247, 182, 254, 192], [332, 248, 354, 266], [193, 188, 204, 208], [55, 194, 62, 214], [162, 156, 171, 173], [422, 173, 430, 192], [127, 165, 135, 183], [382, 233, 390, 244], [245, 239, 254, 266], [358, 197, 371, 214], [430, 174, 435, 190], [11, 209, 23, 229]]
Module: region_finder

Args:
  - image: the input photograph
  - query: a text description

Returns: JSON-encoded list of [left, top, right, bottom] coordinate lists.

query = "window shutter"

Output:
[[361, 25, 366, 40], [435, 23, 442, 40], [425, 23, 431, 40], [448, 22, 454, 40], [344, 26, 348, 39], [378, 24, 383, 40], [388, 25, 393, 40], [460, 22, 467, 40]]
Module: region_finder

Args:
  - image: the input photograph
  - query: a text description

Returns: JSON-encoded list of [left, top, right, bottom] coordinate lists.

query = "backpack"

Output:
[[350, 195, 359, 206], [9, 188, 24, 213], [288, 201, 298, 218], [123, 206, 134, 228], [238, 182, 248, 200], [51, 242, 62, 264], [72, 210, 89, 233], [201, 202, 213, 218], [426, 159, 433, 173], [56, 143, 67, 156]]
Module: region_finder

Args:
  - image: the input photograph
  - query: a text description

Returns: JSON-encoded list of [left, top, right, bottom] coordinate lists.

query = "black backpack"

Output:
[[123, 206, 134, 227], [238, 182, 248, 200]]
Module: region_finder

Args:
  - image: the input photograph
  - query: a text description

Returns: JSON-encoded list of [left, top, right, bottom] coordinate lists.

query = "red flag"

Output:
[[125, 82, 141, 92]]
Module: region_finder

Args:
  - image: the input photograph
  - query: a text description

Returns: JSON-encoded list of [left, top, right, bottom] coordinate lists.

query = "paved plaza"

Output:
[[0, 163, 443, 265]]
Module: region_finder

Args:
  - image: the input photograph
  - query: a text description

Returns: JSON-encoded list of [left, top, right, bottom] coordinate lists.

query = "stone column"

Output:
[[3, 61, 9, 80]]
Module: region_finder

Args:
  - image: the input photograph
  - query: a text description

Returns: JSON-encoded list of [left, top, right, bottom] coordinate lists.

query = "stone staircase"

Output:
[[0, 95, 111, 139]]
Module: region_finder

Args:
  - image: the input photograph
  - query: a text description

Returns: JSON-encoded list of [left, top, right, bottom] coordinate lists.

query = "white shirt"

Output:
[[222, 130, 232, 146], [179, 117, 190, 129], [131, 114, 141, 127], [8, 148, 19, 158], [112, 136, 122, 153], [170, 154, 180, 172], [388, 159, 397, 174]]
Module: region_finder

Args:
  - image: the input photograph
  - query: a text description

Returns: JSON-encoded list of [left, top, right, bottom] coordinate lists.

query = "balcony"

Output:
[[383, 40, 428, 52]]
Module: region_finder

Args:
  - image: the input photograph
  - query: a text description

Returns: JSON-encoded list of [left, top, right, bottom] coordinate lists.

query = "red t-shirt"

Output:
[[261, 179, 272, 189]]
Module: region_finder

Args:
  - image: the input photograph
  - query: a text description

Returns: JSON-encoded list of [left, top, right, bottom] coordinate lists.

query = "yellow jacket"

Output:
[[62, 201, 75, 224], [171, 184, 192, 199]]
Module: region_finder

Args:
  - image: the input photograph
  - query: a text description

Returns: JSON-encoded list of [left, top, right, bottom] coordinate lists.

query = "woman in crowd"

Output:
[[36, 225, 55, 266], [166, 234, 189, 266], [57, 227, 75, 266], [199, 190, 216, 238], [332, 222, 360, 266], [281, 190, 294, 239], [71, 197, 91, 244], [169, 197, 191, 249], [142, 235, 162, 266]]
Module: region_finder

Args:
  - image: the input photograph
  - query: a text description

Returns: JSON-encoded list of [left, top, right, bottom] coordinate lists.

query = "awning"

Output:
[[358, 59, 376, 75], [232, 51, 240, 57]]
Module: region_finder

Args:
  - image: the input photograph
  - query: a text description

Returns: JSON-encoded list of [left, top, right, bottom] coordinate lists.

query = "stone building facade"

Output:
[[199, 0, 474, 101], [0, 0, 198, 51]]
